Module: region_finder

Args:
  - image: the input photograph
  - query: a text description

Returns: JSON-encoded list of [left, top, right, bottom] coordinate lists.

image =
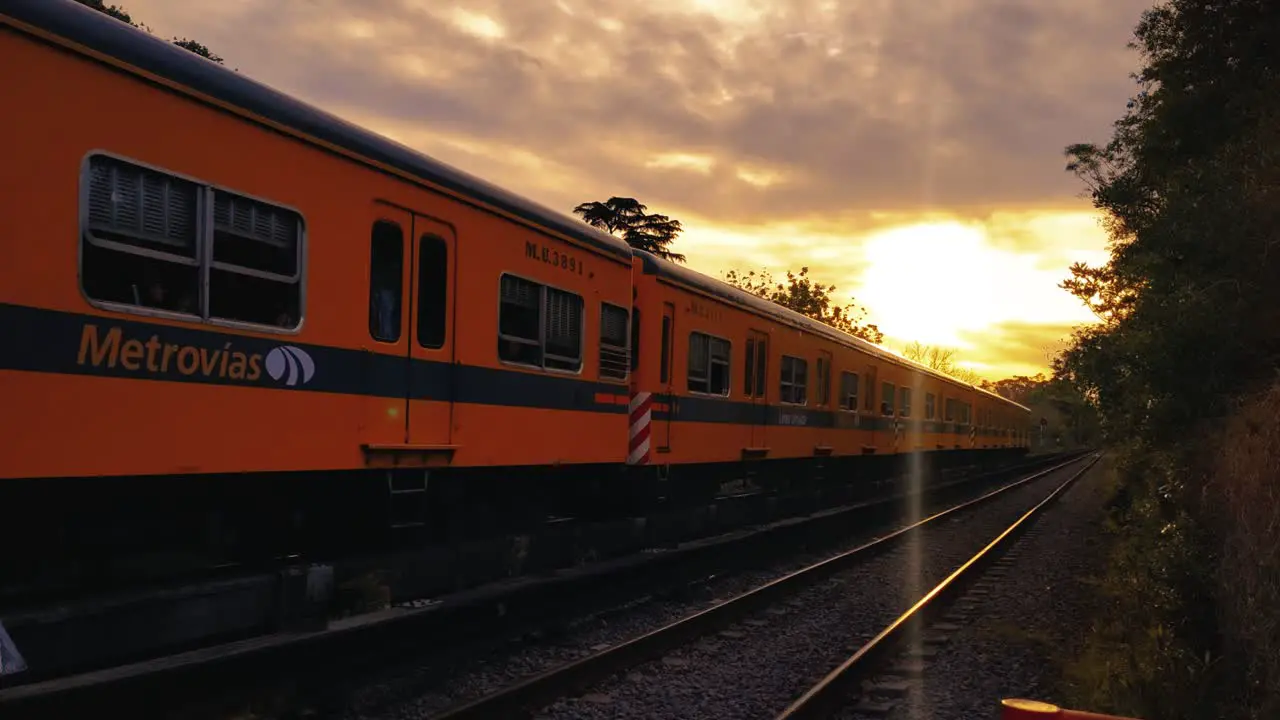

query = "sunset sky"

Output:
[[115, 0, 1151, 379]]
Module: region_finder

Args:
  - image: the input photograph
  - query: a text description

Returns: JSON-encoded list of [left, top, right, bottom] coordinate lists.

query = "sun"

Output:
[[852, 222, 1012, 348]]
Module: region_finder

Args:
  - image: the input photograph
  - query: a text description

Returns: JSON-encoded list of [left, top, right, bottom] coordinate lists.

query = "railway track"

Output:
[[420, 453, 1097, 720], [779, 453, 1103, 719], [0, 452, 1081, 718]]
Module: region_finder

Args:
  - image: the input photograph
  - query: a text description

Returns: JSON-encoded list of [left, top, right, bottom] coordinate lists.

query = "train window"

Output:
[[630, 307, 641, 372], [417, 235, 448, 348], [754, 339, 767, 397], [898, 387, 911, 417], [880, 382, 895, 416], [600, 303, 630, 381], [497, 274, 583, 372], [544, 287, 583, 371], [82, 154, 305, 331], [944, 398, 956, 422], [839, 372, 859, 411], [780, 355, 808, 405], [815, 356, 831, 406], [368, 221, 403, 343], [83, 156, 201, 317], [209, 189, 303, 328], [688, 332, 730, 395], [925, 393, 936, 420], [744, 338, 756, 396]]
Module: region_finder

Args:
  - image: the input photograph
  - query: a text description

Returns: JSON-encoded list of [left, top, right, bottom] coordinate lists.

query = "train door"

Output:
[[363, 207, 413, 451], [746, 329, 769, 448], [654, 301, 675, 452], [405, 215, 457, 449], [863, 363, 879, 451], [816, 349, 833, 450]]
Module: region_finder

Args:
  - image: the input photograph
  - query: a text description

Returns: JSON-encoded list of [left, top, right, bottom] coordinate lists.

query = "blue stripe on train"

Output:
[[0, 302, 630, 414], [0, 302, 984, 434]]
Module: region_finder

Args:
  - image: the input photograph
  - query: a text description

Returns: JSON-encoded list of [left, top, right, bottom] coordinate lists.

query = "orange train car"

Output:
[[0, 0, 1030, 590], [624, 251, 1030, 497], [0, 0, 639, 581]]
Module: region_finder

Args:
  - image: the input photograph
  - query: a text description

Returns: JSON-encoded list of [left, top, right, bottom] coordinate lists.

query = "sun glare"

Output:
[[677, 213, 1105, 378], [855, 222, 1010, 347]]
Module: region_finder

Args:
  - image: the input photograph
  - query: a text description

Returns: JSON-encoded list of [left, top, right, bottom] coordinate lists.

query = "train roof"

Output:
[[635, 251, 1030, 412], [7, 0, 635, 262]]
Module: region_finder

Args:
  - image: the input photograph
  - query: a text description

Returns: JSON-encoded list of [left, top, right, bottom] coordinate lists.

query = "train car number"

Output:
[[525, 241, 585, 275]]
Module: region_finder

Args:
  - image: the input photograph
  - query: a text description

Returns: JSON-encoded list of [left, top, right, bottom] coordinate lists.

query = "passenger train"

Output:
[[0, 0, 1030, 587]]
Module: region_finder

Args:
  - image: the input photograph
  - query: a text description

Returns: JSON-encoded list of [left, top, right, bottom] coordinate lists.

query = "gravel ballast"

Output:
[[843, 456, 1113, 720], [524, 463, 1085, 720], [264, 460, 1079, 720], [296, 468, 1030, 718]]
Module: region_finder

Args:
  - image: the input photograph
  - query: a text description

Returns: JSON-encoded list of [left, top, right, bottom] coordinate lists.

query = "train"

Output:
[[0, 0, 1030, 589]]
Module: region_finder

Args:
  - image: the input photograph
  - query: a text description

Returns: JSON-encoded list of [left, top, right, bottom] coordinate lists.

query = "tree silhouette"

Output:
[[572, 197, 686, 263], [900, 342, 981, 384], [722, 267, 883, 344], [75, 0, 226, 64]]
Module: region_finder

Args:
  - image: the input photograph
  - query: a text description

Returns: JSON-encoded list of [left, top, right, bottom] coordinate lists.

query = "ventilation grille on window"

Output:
[[214, 192, 297, 249], [87, 156, 197, 253], [545, 289, 582, 349], [599, 305, 629, 380], [501, 275, 538, 308]]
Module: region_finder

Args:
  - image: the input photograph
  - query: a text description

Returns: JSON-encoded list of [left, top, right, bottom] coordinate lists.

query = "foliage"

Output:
[[1057, 0, 1280, 447], [74, 0, 226, 64], [1207, 384, 1280, 719], [572, 197, 686, 263], [982, 372, 1101, 448], [721, 267, 883, 344], [1055, 1, 1280, 716], [1060, 447, 1224, 719]]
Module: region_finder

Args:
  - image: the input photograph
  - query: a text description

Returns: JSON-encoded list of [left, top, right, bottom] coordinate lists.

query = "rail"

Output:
[[429, 453, 1095, 720], [774, 453, 1102, 719]]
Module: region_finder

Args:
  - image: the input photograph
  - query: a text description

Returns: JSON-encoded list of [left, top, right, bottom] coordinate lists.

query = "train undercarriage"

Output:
[[0, 448, 1028, 606]]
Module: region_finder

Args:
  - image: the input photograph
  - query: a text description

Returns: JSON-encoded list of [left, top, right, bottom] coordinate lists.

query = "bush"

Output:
[[1208, 381, 1280, 718], [1060, 444, 1223, 719]]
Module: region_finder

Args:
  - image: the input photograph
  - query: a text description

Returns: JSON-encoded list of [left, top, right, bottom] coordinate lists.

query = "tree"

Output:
[[1055, 4, 1280, 715], [722, 267, 883, 344], [980, 373, 1100, 447], [75, 0, 226, 64], [1057, 0, 1280, 447], [899, 341, 984, 384], [572, 197, 686, 263]]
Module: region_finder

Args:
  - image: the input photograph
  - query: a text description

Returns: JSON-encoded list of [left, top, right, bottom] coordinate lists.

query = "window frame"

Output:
[[599, 301, 630, 382], [496, 271, 585, 375], [779, 354, 809, 406], [415, 233, 449, 350], [925, 392, 936, 420], [686, 330, 732, 397], [79, 151, 307, 333], [880, 381, 896, 416], [367, 220, 404, 343], [839, 371, 859, 412], [898, 386, 912, 417]]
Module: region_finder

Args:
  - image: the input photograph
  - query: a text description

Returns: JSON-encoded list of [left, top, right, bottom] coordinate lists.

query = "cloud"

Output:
[[117, 0, 1152, 224], [956, 321, 1080, 376]]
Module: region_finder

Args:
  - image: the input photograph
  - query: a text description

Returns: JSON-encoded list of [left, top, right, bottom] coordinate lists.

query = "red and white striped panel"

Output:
[[970, 425, 977, 447], [627, 390, 653, 466]]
